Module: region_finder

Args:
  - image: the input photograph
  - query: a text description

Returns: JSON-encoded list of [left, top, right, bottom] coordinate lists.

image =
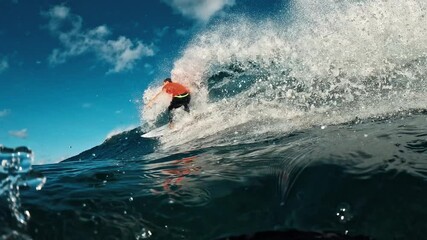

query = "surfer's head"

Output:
[[163, 78, 172, 84]]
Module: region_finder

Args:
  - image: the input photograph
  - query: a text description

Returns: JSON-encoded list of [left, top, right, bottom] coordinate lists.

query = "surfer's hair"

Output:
[[163, 78, 172, 83]]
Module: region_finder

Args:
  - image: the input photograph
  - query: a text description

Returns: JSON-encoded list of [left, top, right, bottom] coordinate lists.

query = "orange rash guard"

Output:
[[162, 82, 190, 97]]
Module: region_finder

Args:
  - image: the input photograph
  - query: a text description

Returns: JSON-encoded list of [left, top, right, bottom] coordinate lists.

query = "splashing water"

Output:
[[141, 0, 427, 154], [0, 146, 46, 230]]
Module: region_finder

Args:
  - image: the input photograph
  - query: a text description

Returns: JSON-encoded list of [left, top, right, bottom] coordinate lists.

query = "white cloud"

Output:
[[0, 57, 9, 74], [144, 63, 153, 69], [0, 109, 10, 117], [9, 129, 28, 139], [42, 6, 155, 73], [176, 28, 189, 36], [82, 103, 92, 108], [102, 36, 154, 74], [163, 0, 235, 21], [106, 125, 137, 139], [48, 5, 70, 20], [155, 26, 170, 38], [143, 63, 155, 75]]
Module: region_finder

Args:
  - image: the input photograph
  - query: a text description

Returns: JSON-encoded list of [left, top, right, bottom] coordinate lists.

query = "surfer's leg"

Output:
[[167, 104, 175, 123], [183, 95, 190, 113], [167, 107, 175, 128], [168, 111, 173, 123], [184, 104, 190, 113]]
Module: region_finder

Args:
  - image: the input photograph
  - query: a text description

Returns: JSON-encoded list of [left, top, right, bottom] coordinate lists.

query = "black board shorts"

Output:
[[168, 93, 190, 111]]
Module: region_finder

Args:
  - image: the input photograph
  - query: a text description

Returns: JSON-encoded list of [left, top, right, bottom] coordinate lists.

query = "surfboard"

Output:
[[142, 110, 204, 138], [141, 125, 169, 138]]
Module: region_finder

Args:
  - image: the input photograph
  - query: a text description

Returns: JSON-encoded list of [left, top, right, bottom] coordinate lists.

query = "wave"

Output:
[[141, 0, 427, 152], [51, 112, 427, 239]]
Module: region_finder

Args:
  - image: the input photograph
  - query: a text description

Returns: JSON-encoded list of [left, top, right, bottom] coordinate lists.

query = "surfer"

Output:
[[146, 78, 191, 125]]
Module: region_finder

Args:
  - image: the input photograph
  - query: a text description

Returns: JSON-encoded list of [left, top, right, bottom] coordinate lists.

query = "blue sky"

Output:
[[0, 0, 283, 164]]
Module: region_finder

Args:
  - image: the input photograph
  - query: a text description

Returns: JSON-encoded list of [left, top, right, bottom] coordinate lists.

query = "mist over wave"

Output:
[[142, 0, 427, 151]]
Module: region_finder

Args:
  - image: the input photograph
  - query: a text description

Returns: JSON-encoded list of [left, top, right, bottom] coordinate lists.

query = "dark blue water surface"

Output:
[[1, 113, 427, 240]]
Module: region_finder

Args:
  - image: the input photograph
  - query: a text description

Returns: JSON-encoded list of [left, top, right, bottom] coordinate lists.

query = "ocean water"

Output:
[[2, 114, 427, 240], [2, 0, 427, 239]]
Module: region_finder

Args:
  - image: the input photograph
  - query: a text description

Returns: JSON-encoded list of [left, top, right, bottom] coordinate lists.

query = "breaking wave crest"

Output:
[[142, 0, 427, 151]]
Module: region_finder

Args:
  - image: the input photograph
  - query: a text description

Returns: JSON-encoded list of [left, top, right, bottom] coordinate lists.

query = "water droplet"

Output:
[[35, 177, 47, 190], [136, 228, 152, 239], [321, 125, 327, 129], [24, 210, 31, 219], [129, 197, 134, 202], [1, 148, 45, 226], [336, 203, 353, 223]]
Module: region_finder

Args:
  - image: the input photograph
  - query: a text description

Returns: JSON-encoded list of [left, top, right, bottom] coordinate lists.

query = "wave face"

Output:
[[142, 0, 427, 152]]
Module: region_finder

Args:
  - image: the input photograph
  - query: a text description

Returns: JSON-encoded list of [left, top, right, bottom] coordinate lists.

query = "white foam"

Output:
[[141, 0, 427, 152]]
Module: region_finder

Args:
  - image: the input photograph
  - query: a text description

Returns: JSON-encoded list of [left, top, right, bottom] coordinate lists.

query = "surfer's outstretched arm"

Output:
[[146, 90, 163, 108]]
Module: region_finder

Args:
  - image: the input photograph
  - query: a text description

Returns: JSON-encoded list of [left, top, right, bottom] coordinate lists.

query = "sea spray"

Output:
[[0, 146, 46, 238], [142, 0, 427, 152]]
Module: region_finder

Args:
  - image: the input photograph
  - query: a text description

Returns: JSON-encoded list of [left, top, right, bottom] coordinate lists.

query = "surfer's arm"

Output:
[[146, 90, 164, 108]]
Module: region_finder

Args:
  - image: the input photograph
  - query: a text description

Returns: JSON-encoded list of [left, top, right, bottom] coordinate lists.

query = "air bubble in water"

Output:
[[336, 203, 353, 223], [136, 228, 152, 239]]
